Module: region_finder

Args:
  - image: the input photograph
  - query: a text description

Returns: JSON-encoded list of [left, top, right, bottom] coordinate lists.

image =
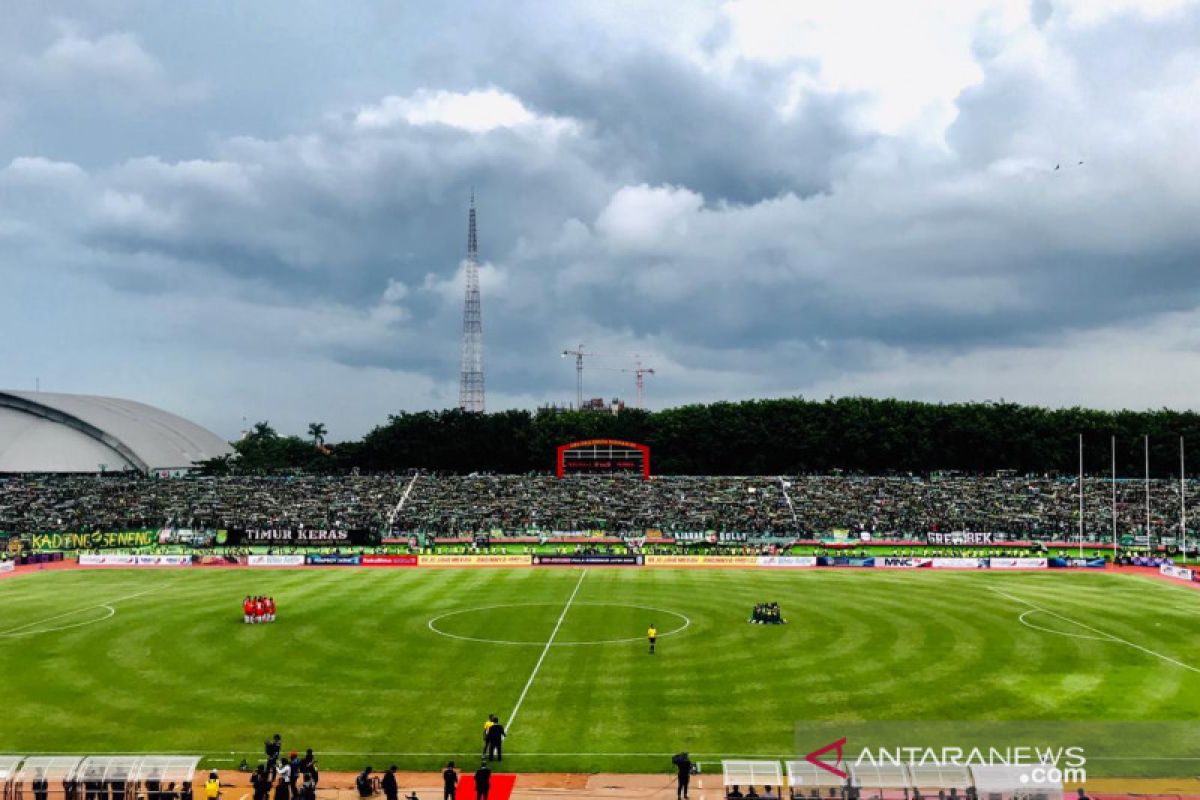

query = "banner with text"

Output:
[[645, 554, 758, 567], [247, 554, 306, 567], [361, 554, 419, 567], [989, 557, 1048, 569], [927, 531, 995, 545], [32, 530, 157, 552], [418, 554, 533, 567], [756, 556, 818, 568], [930, 557, 986, 569], [226, 527, 378, 547], [533, 554, 643, 566], [79, 554, 192, 566]]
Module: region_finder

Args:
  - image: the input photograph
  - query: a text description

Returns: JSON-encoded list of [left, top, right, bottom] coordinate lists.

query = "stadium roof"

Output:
[[0, 390, 233, 474]]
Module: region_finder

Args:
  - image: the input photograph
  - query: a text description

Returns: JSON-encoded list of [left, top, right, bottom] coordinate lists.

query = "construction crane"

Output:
[[560, 344, 594, 409], [596, 357, 656, 409]]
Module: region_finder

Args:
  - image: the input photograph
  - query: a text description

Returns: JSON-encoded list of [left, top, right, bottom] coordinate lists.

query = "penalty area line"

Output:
[[992, 588, 1200, 674], [507, 569, 587, 733], [0, 584, 166, 637]]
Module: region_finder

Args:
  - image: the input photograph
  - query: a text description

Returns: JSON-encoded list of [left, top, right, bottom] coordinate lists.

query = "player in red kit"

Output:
[[243, 596, 254, 624]]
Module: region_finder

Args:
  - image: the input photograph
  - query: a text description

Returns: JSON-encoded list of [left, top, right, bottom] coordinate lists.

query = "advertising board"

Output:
[[1160, 563, 1195, 581], [930, 557, 986, 569], [989, 557, 1048, 569], [306, 554, 362, 566], [360, 554, 419, 567], [79, 554, 192, 566], [645, 555, 758, 567], [878, 557, 933, 568], [247, 554, 306, 567], [418, 555, 533, 566], [532, 554, 643, 566], [755, 556, 818, 568]]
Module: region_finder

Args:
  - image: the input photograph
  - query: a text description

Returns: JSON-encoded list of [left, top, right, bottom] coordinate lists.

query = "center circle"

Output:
[[427, 602, 690, 646]]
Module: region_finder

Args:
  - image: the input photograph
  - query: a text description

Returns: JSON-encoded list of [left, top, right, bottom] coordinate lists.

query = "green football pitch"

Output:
[[2, 567, 1200, 775]]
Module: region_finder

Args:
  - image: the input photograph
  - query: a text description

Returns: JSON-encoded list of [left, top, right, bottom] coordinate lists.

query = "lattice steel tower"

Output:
[[458, 192, 486, 412]]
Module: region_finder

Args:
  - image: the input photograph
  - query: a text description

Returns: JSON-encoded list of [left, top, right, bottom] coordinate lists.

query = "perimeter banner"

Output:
[[756, 556, 818, 568], [79, 554, 192, 566], [418, 554, 533, 567], [989, 557, 1048, 569], [361, 554, 419, 567], [1160, 563, 1195, 581], [0, 561, 14, 574], [930, 557, 986, 569], [878, 557, 933, 568], [247, 554, 305, 567], [306, 554, 362, 566], [31, 530, 157, 552], [645, 555, 758, 567], [532, 554, 643, 566]]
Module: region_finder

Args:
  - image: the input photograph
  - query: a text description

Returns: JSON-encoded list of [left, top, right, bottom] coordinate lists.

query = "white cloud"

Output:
[[595, 184, 704, 250], [354, 88, 580, 137]]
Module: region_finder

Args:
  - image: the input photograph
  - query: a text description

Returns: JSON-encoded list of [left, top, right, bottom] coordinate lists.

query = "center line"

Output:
[[507, 569, 587, 733]]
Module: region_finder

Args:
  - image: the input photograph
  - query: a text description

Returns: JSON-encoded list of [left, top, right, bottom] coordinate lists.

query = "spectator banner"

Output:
[[756, 556, 818, 568], [418, 554, 533, 566], [989, 557, 1048, 569], [31, 530, 156, 552], [533, 554, 643, 566], [226, 527, 377, 547], [306, 553, 362, 566], [79, 554, 192, 566], [927, 531, 995, 545], [1160, 563, 1195, 581], [645, 555, 758, 567], [361, 554, 419, 567], [879, 557, 933, 568], [247, 554, 305, 567], [930, 557, 986, 569], [0, 561, 14, 574]]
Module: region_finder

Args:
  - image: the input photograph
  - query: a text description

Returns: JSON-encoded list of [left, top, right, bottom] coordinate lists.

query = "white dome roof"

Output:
[[0, 390, 232, 474]]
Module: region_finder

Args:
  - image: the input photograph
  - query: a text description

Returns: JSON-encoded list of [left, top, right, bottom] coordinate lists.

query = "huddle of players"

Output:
[[251, 736, 317, 800], [749, 602, 785, 624], [243, 596, 277, 624]]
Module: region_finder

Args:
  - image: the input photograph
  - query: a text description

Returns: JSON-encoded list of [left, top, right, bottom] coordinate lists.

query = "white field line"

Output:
[[0, 584, 165, 636], [20, 750, 1200, 762], [507, 569, 587, 733], [992, 588, 1200, 674]]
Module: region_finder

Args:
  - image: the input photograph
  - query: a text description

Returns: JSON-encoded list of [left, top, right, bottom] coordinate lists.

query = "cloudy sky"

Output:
[[2, 0, 1199, 440]]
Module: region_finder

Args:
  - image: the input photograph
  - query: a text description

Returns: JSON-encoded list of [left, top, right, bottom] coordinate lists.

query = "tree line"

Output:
[[196, 397, 1200, 478]]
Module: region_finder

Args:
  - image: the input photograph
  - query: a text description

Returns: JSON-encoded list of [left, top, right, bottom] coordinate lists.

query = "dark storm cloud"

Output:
[[3, 1, 1200, 436]]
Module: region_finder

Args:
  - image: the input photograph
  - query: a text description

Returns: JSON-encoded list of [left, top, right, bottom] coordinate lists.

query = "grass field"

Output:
[[2, 567, 1200, 775]]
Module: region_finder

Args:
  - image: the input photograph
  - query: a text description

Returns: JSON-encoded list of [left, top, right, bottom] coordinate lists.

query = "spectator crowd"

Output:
[[1, 473, 1197, 543]]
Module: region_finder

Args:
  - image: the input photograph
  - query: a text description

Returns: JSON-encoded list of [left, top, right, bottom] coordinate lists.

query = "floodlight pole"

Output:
[[1078, 433, 1084, 558], [1111, 435, 1117, 559], [1181, 436, 1187, 563], [1145, 434, 1151, 554]]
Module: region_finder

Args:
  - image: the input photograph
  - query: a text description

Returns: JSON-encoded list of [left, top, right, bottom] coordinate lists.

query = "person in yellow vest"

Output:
[[647, 623, 658, 655], [205, 772, 220, 800]]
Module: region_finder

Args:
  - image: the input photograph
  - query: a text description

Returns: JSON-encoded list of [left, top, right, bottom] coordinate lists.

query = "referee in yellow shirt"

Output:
[[647, 623, 657, 654]]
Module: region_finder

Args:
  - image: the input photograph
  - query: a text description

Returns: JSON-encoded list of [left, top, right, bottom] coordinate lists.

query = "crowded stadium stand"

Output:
[[0, 391, 232, 476], [1, 472, 1197, 541]]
